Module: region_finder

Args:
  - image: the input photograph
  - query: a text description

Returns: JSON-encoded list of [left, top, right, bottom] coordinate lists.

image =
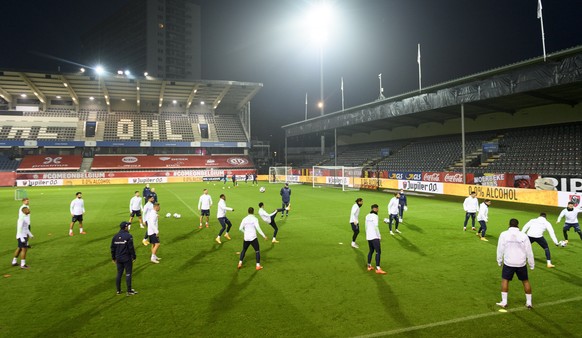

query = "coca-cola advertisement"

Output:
[[443, 172, 465, 183], [422, 172, 444, 182]]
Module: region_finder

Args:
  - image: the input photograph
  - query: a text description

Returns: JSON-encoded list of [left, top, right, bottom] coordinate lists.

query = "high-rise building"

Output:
[[81, 0, 201, 80]]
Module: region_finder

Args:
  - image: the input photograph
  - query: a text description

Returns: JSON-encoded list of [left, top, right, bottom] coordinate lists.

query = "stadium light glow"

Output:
[[95, 65, 105, 75], [124, 70, 130, 76], [136, 86, 140, 90], [89, 96, 95, 100], [80, 68, 85, 73], [172, 100, 177, 104], [21, 94, 27, 98], [143, 72, 148, 76], [56, 96, 61, 99], [117, 70, 124, 75], [305, 2, 334, 45], [200, 101, 205, 105], [121, 98, 126, 101]]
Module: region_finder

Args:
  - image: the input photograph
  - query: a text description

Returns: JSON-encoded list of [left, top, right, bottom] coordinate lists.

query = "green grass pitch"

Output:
[[1, 182, 581, 337]]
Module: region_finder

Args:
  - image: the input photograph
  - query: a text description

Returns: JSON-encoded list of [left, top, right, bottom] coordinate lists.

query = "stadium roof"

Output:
[[0, 70, 263, 114], [283, 45, 582, 137]]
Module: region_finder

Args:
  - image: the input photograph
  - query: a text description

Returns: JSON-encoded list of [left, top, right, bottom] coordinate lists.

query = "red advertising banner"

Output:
[[18, 155, 83, 171], [91, 155, 254, 170], [0, 172, 16, 186]]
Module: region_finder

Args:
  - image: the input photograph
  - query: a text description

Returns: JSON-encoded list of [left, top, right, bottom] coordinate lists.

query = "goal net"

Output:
[[269, 166, 293, 184], [312, 166, 363, 191]]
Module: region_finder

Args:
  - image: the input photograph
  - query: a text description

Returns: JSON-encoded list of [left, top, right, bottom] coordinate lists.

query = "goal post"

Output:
[[269, 166, 293, 184], [312, 166, 363, 191], [14, 189, 28, 200]]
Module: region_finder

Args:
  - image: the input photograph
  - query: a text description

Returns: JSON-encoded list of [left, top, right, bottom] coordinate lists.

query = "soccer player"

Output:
[[237, 207, 267, 270], [252, 172, 258, 186], [142, 183, 151, 203], [476, 199, 491, 241], [215, 194, 234, 244], [258, 202, 285, 243], [522, 213, 560, 268], [245, 173, 249, 184], [398, 189, 407, 223], [222, 171, 228, 184], [556, 202, 582, 242], [198, 189, 213, 229], [280, 183, 291, 217], [384, 192, 401, 235], [19, 197, 32, 245], [111, 221, 137, 296], [142, 195, 155, 246], [365, 204, 387, 274], [128, 191, 144, 229], [12, 206, 33, 269], [350, 198, 364, 248], [463, 191, 479, 231], [146, 203, 161, 263], [496, 218, 535, 309], [69, 192, 86, 236]]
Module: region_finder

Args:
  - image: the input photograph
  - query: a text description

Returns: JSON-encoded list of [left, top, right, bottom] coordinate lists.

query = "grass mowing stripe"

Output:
[[353, 296, 582, 338], [159, 185, 199, 216]]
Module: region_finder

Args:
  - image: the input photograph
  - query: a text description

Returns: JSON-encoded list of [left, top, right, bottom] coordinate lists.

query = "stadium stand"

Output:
[[0, 156, 20, 171]]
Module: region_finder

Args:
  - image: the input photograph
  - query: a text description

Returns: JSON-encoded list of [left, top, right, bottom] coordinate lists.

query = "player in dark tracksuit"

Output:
[[143, 184, 151, 203], [398, 189, 407, 222], [280, 183, 291, 217], [111, 222, 137, 296]]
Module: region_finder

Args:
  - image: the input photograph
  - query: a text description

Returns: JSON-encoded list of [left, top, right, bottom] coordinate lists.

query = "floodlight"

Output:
[[56, 95, 61, 99], [172, 100, 177, 104], [143, 72, 148, 76], [21, 94, 27, 98], [80, 68, 85, 73], [95, 65, 105, 75], [117, 70, 124, 75], [200, 101, 205, 105], [89, 96, 95, 100], [124, 70, 130, 76]]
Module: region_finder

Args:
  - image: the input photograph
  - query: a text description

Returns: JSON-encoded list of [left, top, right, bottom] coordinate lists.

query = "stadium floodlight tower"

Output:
[[305, 1, 334, 156]]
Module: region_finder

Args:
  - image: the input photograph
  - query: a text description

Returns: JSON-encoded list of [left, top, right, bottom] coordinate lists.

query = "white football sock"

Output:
[[501, 292, 508, 304]]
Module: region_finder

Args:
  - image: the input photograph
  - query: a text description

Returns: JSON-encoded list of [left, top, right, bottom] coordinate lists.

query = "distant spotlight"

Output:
[[121, 98, 126, 101], [317, 101, 324, 108], [124, 70, 130, 76], [56, 95, 61, 99], [80, 68, 85, 73], [63, 82, 68, 87], [95, 65, 105, 75], [136, 86, 140, 90], [143, 72, 148, 76], [200, 101, 205, 105], [21, 94, 27, 98], [89, 96, 95, 101], [172, 100, 177, 104], [117, 70, 124, 75]]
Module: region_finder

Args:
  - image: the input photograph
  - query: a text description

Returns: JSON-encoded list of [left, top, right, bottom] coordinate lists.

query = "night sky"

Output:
[[2, 0, 582, 153]]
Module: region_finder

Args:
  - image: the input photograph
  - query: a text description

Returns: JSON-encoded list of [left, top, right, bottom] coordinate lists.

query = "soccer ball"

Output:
[[383, 218, 389, 224], [165, 213, 171, 218], [259, 187, 266, 193], [173, 213, 181, 219], [559, 240, 568, 247]]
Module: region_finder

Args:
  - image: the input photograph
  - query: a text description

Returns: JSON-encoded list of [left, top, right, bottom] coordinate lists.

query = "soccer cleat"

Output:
[[495, 302, 507, 308], [272, 239, 279, 243], [20, 265, 30, 269], [375, 268, 387, 275], [198, 225, 203, 229], [399, 218, 403, 223], [471, 227, 476, 231], [367, 266, 374, 271], [142, 239, 149, 246], [128, 225, 131, 231], [215, 237, 222, 244], [390, 231, 394, 235], [225, 233, 231, 240], [480, 237, 489, 242], [237, 262, 242, 269], [351, 242, 359, 248], [564, 240, 569, 244], [12, 263, 18, 267], [206, 224, 209, 228], [116, 291, 122, 295], [127, 289, 138, 296], [256, 265, 263, 271], [547, 263, 555, 268], [383, 218, 389, 224], [140, 224, 145, 229], [80, 231, 87, 235], [463, 227, 467, 231], [526, 304, 533, 309], [476, 232, 480, 237], [69, 232, 74, 237], [151, 259, 160, 264], [395, 229, 402, 234]]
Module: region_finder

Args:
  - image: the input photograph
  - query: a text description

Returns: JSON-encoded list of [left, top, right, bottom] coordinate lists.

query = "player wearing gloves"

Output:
[[496, 218, 535, 309], [522, 213, 560, 268], [556, 202, 582, 242], [12, 206, 33, 269]]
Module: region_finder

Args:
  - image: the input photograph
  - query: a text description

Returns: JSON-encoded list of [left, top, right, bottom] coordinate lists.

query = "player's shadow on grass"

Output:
[[547, 267, 582, 287], [180, 244, 222, 270], [167, 231, 193, 245], [403, 221, 424, 234], [206, 271, 257, 319], [25, 234, 69, 248], [39, 296, 125, 338], [83, 233, 115, 245], [373, 272, 414, 328], [512, 306, 572, 337], [393, 235, 427, 256]]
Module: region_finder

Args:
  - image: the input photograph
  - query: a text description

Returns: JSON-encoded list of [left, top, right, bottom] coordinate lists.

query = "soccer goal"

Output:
[[269, 166, 293, 184], [312, 166, 363, 191], [14, 189, 28, 200]]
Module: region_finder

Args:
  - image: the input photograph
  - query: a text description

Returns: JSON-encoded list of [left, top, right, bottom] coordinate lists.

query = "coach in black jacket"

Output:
[[111, 221, 138, 296]]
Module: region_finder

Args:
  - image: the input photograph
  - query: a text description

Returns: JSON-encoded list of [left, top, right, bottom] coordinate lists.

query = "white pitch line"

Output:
[[160, 186, 199, 217], [353, 296, 582, 338]]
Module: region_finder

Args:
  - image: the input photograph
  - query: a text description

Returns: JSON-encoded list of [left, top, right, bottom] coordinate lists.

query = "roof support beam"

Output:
[[136, 80, 141, 114], [158, 81, 166, 113], [237, 85, 262, 111], [60, 75, 79, 111], [186, 84, 200, 110], [99, 78, 111, 112], [526, 91, 579, 107], [465, 102, 514, 115], [0, 86, 13, 103], [18, 72, 47, 110], [213, 84, 231, 109]]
